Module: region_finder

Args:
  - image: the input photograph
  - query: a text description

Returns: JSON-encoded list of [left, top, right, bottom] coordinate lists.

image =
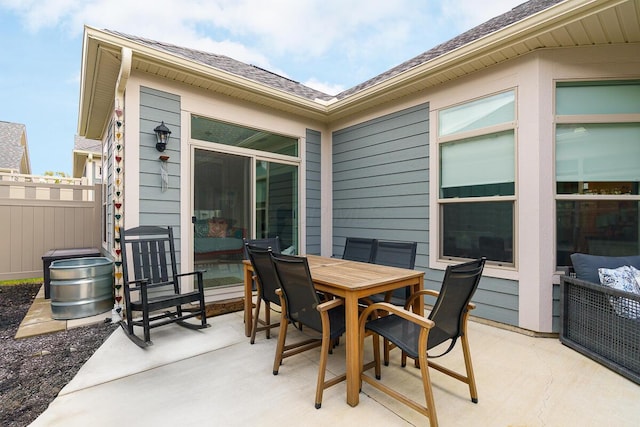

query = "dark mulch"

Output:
[[0, 283, 117, 427]]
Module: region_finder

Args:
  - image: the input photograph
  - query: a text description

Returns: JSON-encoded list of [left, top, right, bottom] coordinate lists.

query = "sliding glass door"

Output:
[[256, 160, 298, 253], [191, 115, 300, 292], [193, 149, 250, 289]]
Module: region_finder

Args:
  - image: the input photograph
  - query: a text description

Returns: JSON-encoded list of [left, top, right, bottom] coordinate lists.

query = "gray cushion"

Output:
[[571, 253, 640, 284]]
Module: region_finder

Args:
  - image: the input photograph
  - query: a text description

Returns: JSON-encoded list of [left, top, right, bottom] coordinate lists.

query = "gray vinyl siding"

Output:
[[332, 102, 521, 329], [138, 86, 182, 263], [306, 129, 321, 255], [332, 103, 429, 268]]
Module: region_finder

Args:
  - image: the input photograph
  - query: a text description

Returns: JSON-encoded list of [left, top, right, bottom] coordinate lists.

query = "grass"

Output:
[[0, 278, 43, 286]]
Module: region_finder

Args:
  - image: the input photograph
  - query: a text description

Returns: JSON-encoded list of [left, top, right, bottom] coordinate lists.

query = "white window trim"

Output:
[[430, 88, 520, 281]]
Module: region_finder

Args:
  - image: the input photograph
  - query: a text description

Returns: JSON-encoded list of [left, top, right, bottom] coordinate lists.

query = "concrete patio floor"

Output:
[[29, 302, 640, 427]]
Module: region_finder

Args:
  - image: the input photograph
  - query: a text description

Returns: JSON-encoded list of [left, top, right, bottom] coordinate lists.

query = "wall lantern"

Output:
[[154, 121, 172, 152]]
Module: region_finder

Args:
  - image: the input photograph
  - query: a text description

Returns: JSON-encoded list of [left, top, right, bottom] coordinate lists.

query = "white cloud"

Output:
[[1, 0, 525, 90]]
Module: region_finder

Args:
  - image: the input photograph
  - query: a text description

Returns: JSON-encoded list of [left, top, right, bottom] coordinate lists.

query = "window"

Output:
[[437, 90, 516, 265], [191, 115, 298, 156], [555, 81, 640, 267]]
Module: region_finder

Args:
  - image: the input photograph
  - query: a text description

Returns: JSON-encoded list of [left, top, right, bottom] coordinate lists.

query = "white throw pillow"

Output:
[[629, 265, 640, 289], [598, 266, 640, 319]]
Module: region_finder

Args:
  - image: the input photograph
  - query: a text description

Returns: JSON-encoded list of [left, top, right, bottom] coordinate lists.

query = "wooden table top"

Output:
[[306, 255, 424, 292]]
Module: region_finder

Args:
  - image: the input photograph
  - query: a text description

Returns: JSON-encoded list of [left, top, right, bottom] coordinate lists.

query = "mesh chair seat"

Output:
[[359, 257, 486, 425]]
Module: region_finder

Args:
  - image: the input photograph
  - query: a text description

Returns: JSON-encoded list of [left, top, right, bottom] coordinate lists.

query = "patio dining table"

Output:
[[243, 254, 424, 406]]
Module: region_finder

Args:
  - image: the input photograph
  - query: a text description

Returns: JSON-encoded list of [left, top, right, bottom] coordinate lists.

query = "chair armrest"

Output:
[[317, 297, 344, 312], [404, 289, 439, 309], [359, 302, 434, 330], [176, 270, 206, 278], [405, 289, 476, 311], [127, 278, 149, 288]]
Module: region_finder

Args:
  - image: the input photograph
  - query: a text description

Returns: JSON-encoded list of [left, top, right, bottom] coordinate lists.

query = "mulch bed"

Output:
[[0, 283, 118, 427]]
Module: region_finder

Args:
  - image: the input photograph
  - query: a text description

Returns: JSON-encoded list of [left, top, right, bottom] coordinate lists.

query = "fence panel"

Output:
[[0, 174, 101, 281]]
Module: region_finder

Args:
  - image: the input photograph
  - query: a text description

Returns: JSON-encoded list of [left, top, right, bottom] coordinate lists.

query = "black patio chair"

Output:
[[120, 226, 209, 347], [270, 252, 347, 409], [369, 240, 418, 304], [342, 237, 376, 263], [245, 243, 282, 344], [359, 257, 486, 425], [242, 236, 281, 259], [365, 240, 418, 363]]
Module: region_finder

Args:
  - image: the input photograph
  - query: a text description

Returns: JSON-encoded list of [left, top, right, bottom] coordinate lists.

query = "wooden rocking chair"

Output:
[[120, 225, 209, 347]]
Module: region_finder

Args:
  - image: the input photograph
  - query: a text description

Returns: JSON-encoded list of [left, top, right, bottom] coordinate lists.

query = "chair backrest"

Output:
[[245, 243, 281, 305], [342, 237, 377, 262], [428, 258, 486, 348], [243, 236, 281, 259], [270, 253, 323, 332], [120, 225, 178, 292], [372, 240, 417, 269]]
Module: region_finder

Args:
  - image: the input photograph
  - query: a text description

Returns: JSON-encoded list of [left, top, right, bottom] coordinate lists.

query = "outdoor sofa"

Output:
[[559, 253, 640, 384]]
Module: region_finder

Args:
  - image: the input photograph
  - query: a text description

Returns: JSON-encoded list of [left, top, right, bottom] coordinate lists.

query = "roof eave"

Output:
[[78, 26, 331, 138], [325, 0, 632, 119]]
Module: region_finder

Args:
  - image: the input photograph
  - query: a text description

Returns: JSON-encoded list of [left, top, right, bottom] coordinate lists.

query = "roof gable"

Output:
[[0, 121, 29, 173]]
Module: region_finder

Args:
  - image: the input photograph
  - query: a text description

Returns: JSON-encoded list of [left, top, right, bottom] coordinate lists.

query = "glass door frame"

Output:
[[189, 139, 302, 298]]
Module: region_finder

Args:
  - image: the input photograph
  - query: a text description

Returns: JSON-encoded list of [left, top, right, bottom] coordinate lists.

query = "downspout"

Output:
[[112, 47, 132, 322]]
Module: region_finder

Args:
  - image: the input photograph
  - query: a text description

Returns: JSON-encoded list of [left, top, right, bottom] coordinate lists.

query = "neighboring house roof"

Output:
[[74, 135, 102, 153], [79, 0, 640, 138], [72, 135, 102, 178], [0, 121, 31, 174]]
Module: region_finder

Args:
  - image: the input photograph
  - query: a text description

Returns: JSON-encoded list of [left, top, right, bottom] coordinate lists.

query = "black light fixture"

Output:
[[154, 121, 172, 152]]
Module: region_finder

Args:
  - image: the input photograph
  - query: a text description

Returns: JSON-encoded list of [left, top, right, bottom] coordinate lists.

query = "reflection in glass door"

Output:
[[256, 160, 298, 253], [193, 149, 249, 289]]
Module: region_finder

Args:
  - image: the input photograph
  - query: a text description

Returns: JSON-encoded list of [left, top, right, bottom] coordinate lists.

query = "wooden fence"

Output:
[[0, 173, 102, 280]]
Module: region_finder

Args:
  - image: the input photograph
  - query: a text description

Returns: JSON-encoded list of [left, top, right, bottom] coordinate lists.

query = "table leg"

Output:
[[344, 292, 360, 406], [413, 275, 424, 315], [243, 263, 253, 337]]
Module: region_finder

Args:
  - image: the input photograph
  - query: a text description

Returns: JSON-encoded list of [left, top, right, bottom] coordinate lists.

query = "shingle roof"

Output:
[[335, 0, 564, 99], [74, 135, 101, 153], [107, 0, 563, 102], [0, 121, 27, 171], [106, 30, 336, 102]]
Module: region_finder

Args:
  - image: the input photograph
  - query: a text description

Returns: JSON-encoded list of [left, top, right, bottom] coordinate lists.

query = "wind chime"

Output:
[[112, 107, 124, 322]]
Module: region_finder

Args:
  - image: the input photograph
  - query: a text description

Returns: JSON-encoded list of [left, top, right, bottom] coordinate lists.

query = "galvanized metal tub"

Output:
[[50, 257, 114, 320]]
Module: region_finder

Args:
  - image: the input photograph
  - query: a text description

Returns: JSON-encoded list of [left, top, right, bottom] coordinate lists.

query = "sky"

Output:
[[0, 0, 525, 175]]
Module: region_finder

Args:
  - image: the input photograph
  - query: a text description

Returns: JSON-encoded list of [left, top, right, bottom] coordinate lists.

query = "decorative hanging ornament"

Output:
[[115, 156, 122, 163], [115, 109, 123, 117]]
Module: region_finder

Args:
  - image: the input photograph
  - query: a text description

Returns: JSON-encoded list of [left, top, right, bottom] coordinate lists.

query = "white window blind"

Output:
[[440, 131, 515, 189], [556, 82, 640, 115], [439, 90, 515, 137], [556, 124, 640, 182]]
